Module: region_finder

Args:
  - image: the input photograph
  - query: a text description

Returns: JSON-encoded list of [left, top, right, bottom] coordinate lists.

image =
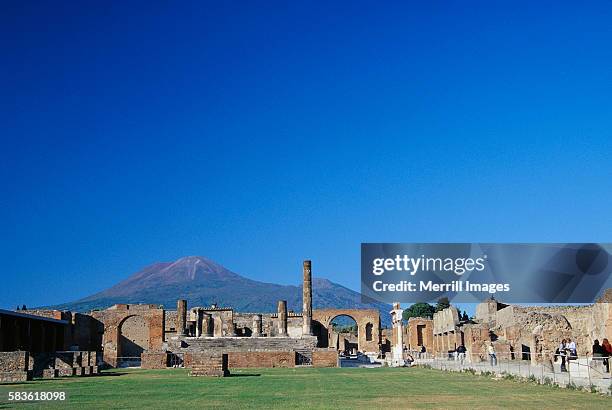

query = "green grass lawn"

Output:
[[1, 367, 610, 409]]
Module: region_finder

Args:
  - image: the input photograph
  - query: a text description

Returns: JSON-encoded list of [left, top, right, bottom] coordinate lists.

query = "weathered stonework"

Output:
[[312, 309, 380, 353], [90, 304, 164, 367], [312, 349, 339, 367], [0, 351, 31, 382], [188, 353, 229, 377], [141, 352, 168, 369]]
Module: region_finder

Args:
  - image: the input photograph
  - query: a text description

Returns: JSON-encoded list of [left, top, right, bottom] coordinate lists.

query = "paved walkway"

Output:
[[415, 357, 611, 393]]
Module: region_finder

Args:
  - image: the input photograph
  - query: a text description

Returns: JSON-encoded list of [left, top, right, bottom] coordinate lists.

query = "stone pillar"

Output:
[[177, 299, 187, 335], [277, 300, 287, 336], [390, 302, 405, 367], [302, 260, 313, 336], [252, 314, 262, 337], [202, 313, 212, 337], [195, 309, 204, 337]]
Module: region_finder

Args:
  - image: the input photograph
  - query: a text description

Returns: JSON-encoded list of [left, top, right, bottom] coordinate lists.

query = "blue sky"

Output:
[[1, 1, 612, 311]]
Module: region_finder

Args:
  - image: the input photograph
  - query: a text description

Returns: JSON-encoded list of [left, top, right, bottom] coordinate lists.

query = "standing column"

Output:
[[390, 302, 405, 367], [202, 313, 213, 337], [177, 299, 187, 335], [302, 260, 313, 336], [195, 309, 204, 337], [277, 300, 287, 336], [252, 314, 262, 337]]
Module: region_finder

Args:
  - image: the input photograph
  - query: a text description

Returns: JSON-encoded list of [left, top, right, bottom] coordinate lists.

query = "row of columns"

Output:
[[175, 259, 314, 338], [433, 330, 463, 353]]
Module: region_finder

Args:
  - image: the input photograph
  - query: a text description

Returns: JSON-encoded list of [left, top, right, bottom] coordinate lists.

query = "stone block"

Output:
[[57, 368, 75, 377], [141, 352, 168, 369], [0, 351, 29, 372], [188, 353, 229, 377], [312, 349, 339, 368], [42, 369, 58, 378], [0, 371, 31, 382]]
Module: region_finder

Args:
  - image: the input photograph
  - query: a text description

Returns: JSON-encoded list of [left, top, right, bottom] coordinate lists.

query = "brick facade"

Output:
[[312, 349, 338, 367]]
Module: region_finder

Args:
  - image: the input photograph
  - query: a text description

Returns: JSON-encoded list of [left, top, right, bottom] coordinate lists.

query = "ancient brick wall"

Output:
[[141, 352, 168, 369], [188, 353, 229, 377], [312, 349, 338, 367], [406, 317, 433, 352], [227, 351, 295, 368], [0, 351, 28, 372], [90, 304, 165, 367]]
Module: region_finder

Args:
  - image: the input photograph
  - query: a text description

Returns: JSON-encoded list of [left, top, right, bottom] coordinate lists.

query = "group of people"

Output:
[[556, 338, 577, 372], [592, 338, 612, 373]]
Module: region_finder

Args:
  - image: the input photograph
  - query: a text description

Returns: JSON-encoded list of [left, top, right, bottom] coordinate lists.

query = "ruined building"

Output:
[[1, 260, 381, 378]]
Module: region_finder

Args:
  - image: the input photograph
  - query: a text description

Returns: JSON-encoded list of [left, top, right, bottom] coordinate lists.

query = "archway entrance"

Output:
[[312, 308, 381, 353], [118, 315, 149, 365], [330, 315, 358, 356]]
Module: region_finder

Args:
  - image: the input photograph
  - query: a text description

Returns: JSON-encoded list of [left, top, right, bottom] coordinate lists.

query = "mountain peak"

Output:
[[50, 256, 391, 325]]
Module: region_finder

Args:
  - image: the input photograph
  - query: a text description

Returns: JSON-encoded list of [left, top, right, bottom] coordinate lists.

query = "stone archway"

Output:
[[118, 315, 149, 359], [312, 309, 380, 353]]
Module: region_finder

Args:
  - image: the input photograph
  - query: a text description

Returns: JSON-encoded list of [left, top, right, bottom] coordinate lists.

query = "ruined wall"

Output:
[[433, 307, 459, 334], [141, 352, 168, 369], [0, 351, 30, 382], [188, 353, 229, 377], [227, 351, 295, 368], [406, 317, 433, 352], [90, 304, 164, 367], [312, 309, 380, 353], [312, 349, 339, 367]]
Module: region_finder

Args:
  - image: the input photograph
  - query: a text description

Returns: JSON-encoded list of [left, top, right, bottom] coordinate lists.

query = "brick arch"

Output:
[[312, 309, 380, 353], [91, 304, 164, 367], [118, 315, 149, 359]]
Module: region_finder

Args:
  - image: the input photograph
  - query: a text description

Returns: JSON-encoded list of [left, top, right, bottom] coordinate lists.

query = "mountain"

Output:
[[50, 256, 391, 326]]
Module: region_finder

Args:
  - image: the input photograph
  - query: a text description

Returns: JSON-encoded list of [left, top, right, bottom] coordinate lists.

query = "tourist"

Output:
[[419, 345, 426, 359], [593, 339, 607, 373], [567, 338, 577, 361], [602, 338, 612, 373], [558, 339, 567, 372], [456, 344, 467, 365], [487, 343, 497, 366]]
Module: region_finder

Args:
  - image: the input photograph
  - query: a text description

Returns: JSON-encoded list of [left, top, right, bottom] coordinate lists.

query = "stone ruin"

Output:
[[416, 289, 612, 368], [0, 260, 367, 380]]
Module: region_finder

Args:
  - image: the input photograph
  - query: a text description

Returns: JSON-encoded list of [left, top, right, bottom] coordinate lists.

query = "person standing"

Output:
[[602, 338, 612, 373], [559, 339, 567, 372], [456, 344, 467, 365], [488, 343, 497, 366]]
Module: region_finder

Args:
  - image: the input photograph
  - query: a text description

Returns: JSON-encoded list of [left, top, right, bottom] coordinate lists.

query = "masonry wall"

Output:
[[227, 351, 295, 368], [312, 349, 338, 367]]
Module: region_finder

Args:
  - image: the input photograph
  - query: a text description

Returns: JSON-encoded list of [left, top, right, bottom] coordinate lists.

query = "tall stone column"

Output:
[[302, 260, 313, 336], [195, 309, 204, 337], [252, 314, 262, 337], [390, 302, 405, 367], [202, 313, 212, 337], [177, 299, 187, 335], [277, 300, 287, 336]]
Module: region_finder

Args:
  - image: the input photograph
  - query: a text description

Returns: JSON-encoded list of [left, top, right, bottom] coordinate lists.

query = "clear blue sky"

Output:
[[1, 1, 612, 310]]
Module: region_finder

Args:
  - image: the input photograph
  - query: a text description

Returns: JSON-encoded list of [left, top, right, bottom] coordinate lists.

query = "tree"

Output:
[[435, 297, 450, 312], [461, 311, 469, 321], [16, 305, 20, 311], [22, 304, 27, 311], [402, 302, 436, 321]]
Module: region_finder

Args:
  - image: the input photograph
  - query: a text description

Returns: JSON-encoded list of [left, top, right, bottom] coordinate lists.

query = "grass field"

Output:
[[1, 367, 610, 409]]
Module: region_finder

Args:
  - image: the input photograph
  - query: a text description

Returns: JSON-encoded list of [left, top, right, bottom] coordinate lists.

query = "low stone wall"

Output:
[[0, 351, 31, 382], [141, 352, 168, 369], [312, 349, 338, 368], [188, 353, 229, 377], [228, 351, 295, 368], [0, 351, 101, 380]]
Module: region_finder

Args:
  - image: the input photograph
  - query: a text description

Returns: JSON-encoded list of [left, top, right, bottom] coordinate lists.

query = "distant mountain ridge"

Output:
[[50, 256, 391, 326]]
